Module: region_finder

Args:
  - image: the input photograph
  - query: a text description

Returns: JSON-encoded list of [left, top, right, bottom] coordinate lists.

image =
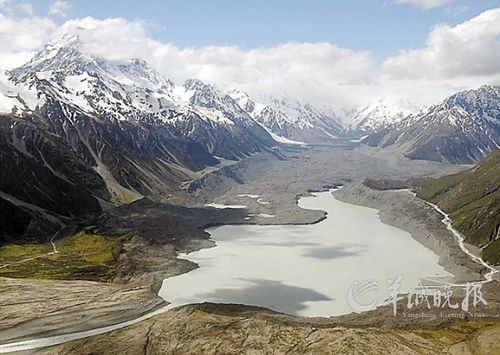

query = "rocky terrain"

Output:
[[364, 85, 500, 164], [32, 155, 500, 354], [415, 150, 500, 265], [0, 277, 165, 345], [229, 90, 344, 143], [43, 289, 500, 355], [0, 33, 281, 244], [1, 26, 500, 355], [1, 144, 499, 353]]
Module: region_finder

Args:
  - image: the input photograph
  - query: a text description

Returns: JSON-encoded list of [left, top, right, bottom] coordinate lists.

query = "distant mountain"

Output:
[[0, 33, 279, 242], [415, 150, 500, 265], [350, 97, 420, 133], [364, 86, 500, 163], [228, 90, 344, 143], [174, 80, 277, 159]]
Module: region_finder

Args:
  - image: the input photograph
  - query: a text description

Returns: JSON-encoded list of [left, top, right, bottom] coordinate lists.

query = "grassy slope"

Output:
[[0, 232, 129, 281], [415, 150, 500, 264]]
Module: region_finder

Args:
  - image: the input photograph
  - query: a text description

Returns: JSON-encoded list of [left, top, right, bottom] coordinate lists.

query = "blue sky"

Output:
[[28, 0, 499, 58]]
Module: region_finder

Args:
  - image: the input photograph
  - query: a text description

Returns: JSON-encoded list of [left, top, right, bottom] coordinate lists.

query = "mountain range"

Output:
[[363, 85, 500, 163], [0, 32, 499, 242], [228, 90, 344, 143], [349, 97, 421, 133], [0, 34, 281, 242]]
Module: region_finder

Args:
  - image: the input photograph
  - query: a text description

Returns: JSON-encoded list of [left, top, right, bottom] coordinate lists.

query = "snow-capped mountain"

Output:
[[3, 31, 498, 243], [9, 35, 177, 119], [6, 33, 276, 147], [3, 33, 279, 154], [350, 97, 421, 133], [171, 79, 277, 159], [364, 86, 500, 163], [228, 90, 344, 143], [0, 33, 280, 241]]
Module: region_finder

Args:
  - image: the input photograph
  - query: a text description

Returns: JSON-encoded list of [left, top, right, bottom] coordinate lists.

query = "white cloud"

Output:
[[49, 0, 71, 18], [57, 17, 375, 106], [382, 8, 500, 84], [0, 14, 56, 69], [390, 0, 456, 9], [0, 0, 35, 17], [0, 8, 498, 108]]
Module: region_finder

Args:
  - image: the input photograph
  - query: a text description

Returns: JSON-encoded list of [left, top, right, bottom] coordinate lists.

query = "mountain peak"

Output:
[[184, 78, 209, 90], [182, 78, 232, 110], [33, 32, 82, 64], [47, 32, 80, 49], [365, 85, 500, 164], [351, 97, 420, 132], [436, 85, 500, 125], [226, 89, 257, 113], [11, 33, 93, 81], [4, 32, 181, 119]]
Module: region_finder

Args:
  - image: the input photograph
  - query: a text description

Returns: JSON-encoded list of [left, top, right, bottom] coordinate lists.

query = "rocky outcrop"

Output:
[[0, 34, 280, 243], [365, 86, 500, 164]]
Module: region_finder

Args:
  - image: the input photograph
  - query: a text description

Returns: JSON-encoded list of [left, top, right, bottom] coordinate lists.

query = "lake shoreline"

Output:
[[1, 146, 493, 351], [159, 187, 455, 317], [333, 183, 496, 284], [1, 182, 493, 352]]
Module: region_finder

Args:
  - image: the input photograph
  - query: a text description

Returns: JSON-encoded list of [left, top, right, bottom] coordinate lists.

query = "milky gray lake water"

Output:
[[159, 190, 451, 316]]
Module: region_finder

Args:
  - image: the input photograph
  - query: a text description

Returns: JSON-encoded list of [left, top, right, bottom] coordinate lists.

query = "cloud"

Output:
[[57, 17, 375, 106], [382, 8, 500, 84], [0, 14, 57, 69], [0, 8, 498, 108], [49, 0, 71, 18], [0, 0, 35, 17], [390, 0, 456, 9]]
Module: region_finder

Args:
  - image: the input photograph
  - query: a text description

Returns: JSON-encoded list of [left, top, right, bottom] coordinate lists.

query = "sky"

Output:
[[1, 0, 500, 108]]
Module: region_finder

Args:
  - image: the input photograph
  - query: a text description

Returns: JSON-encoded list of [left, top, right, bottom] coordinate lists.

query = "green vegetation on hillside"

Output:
[[0, 231, 130, 281], [482, 239, 500, 266], [415, 151, 500, 265]]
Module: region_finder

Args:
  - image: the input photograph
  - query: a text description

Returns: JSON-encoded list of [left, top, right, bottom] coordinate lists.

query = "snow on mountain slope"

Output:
[[3, 33, 278, 156], [228, 89, 344, 143], [5, 33, 277, 138], [168, 79, 278, 159], [0, 71, 38, 113], [180, 79, 255, 126], [8, 34, 180, 121], [436, 85, 500, 126], [0, 32, 281, 239], [350, 97, 421, 132], [364, 86, 500, 163]]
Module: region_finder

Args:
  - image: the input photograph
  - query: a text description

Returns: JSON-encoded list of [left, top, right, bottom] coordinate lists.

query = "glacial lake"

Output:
[[159, 190, 452, 317]]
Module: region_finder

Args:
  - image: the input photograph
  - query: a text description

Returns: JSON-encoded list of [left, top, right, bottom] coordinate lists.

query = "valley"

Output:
[[1, 143, 499, 353], [0, 16, 499, 354]]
